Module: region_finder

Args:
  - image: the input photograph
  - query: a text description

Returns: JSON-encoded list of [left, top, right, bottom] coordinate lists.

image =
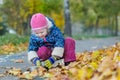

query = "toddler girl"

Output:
[[28, 13, 76, 69]]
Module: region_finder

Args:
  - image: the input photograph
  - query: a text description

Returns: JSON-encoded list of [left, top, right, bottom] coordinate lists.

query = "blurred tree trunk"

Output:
[[111, 17, 114, 35], [14, 0, 23, 35], [14, 0, 20, 34], [95, 16, 100, 34], [108, 17, 114, 35], [114, 13, 118, 36], [64, 0, 72, 37], [27, 14, 31, 35]]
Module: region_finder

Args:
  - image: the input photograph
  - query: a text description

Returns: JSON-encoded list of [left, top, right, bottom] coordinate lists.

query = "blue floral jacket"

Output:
[[28, 18, 64, 52]]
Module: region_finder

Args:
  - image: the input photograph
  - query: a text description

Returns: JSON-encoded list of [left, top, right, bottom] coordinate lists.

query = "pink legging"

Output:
[[37, 37, 76, 63]]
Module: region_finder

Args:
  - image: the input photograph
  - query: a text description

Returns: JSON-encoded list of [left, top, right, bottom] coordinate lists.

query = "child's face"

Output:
[[33, 28, 48, 38]]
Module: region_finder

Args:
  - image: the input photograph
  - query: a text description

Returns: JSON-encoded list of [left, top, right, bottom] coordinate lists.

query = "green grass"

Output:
[[0, 33, 114, 46], [0, 33, 29, 46]]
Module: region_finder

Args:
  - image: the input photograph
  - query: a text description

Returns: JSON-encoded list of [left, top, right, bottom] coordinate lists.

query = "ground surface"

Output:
[[0, 37, 120, 80]]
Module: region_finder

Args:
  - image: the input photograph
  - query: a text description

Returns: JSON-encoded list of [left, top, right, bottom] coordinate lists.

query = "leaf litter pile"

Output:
[[1, 43, 120, 80]]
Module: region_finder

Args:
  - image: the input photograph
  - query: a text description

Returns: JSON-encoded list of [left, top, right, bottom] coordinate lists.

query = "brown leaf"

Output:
[[14, 59, 24, 63], [8, 68, 22, 76], [30, 69, 38, 77], [0, 73, 5, 77], [4, 42, 120, 80]]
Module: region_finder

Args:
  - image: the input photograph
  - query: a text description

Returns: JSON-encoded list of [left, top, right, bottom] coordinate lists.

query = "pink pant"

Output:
[[37, 37, 76, 63]]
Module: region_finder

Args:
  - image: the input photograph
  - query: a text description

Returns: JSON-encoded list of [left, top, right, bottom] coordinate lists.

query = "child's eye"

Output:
[[36, 33, 39, 35], [40, 32, 44, 34]]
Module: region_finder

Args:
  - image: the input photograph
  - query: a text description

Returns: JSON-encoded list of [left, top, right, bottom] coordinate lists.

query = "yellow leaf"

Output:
[[43, 73, 53, 78], [91, 50, 100, 60], [90, 62, 98, 70], [77, 69, 86, 80], [24, 73, 33, 80]]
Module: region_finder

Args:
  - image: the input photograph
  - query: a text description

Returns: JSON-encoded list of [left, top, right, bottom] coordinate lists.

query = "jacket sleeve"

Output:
[[28, 36, 39, 51], [27, 35, 39, 62], [53, 27, 64, 47], [51, 28, 64, 57]]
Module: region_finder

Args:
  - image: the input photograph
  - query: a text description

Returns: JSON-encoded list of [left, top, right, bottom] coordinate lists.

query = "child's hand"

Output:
[[43, 56, 56, 69], [32, 57, 41, 66]]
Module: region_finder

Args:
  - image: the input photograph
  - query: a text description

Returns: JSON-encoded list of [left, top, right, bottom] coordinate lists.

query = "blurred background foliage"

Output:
[[0, 0, 120, 36], [0, 0, 64, 35], [0, 0, 120, 54]]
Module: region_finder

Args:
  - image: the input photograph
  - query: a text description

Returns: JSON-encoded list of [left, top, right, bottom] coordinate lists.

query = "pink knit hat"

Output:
[[30, 13, 48, 31]]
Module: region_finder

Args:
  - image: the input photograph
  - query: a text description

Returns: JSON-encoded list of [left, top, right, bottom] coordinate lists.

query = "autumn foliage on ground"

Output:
[[1, 43, 120, 80], [0, 34, 29, 54], [0, 43, 28, 54]]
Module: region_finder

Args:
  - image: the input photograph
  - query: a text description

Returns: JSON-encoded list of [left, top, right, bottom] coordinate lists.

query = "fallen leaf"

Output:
[[14, 59, 24, 63], [23, 72, 33, 80], [8, 68, 22, 76], [0, 74, 5, 77], [3, 42, 120, 80]]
